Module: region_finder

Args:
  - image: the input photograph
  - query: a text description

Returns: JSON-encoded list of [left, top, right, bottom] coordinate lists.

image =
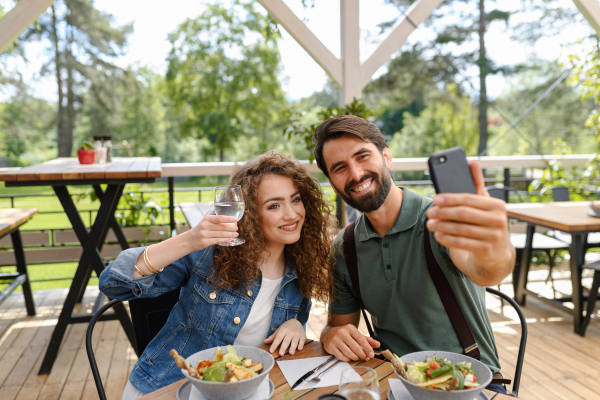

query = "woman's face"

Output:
[[257, 174, 306, 247]]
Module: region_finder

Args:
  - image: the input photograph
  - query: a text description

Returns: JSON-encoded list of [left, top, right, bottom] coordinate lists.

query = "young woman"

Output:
[[99, 152, 336, 399]]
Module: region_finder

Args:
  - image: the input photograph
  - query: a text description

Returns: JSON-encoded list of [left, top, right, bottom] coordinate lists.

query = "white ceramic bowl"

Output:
[[181, 346, 274, 400], [393, 350, 493, 400]]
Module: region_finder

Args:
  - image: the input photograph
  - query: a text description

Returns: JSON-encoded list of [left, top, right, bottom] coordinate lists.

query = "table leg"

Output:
[[93, 185, 130, 250], [39, 184, 135, 375], [570, 233, 585, 335], [169, 177, 175, 237], [11, 229, 35, 316], [75, 185, 126, 303], [515, 224, 534, 305]]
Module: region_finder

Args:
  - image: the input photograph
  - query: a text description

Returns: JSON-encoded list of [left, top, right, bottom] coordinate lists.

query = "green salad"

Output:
[[391, 353, 480, 391]]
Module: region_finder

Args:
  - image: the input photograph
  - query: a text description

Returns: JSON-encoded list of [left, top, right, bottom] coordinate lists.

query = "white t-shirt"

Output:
[[233, 276, 283, 347]]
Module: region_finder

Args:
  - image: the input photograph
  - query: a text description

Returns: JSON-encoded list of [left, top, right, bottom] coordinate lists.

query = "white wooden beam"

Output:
[[572, 0, 600, 35], [256, 0, 343, 86], [340, 0, 361, 105], [0, 0, 54, 55], [360, 0, 444, 89], [157, 154, 594, 177]]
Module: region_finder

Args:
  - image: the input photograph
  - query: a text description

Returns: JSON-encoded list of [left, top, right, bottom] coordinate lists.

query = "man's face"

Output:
[[322, 134, 393, 213]]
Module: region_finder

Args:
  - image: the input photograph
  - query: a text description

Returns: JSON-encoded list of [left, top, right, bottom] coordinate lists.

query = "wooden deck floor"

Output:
[[0, 263, 599, 400]]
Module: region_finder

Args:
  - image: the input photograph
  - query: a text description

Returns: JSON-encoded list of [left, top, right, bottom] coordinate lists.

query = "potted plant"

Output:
[[77, 141, 96, 164]]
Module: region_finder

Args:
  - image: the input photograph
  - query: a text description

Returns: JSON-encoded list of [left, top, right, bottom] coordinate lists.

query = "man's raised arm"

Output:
[[425, 161, 516, 286]]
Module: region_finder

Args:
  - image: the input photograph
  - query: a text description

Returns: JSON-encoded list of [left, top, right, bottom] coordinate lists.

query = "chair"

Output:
[[486, 287, 527, 397], [539, 186, 570, 202], [486, 186, 569, 297], [86, 290, 180, 400]]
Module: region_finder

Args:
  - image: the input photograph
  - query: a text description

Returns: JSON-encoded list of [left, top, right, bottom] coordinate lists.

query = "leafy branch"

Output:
[[281, 98, 376, 162]]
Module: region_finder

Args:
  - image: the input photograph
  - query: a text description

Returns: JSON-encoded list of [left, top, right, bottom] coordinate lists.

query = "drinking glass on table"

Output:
[[339, 366, 380, 400], [214, 184, 245, 246]]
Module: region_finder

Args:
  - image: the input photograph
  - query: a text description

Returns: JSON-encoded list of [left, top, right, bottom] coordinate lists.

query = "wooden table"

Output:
[[138, 341, 513, 400], [0, 208, 38, 314], [507, 202, 600, 335], [0, 157, 162, 374]]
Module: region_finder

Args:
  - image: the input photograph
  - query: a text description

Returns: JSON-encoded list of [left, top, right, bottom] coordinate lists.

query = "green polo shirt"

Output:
[[329, 188, 501, 373]]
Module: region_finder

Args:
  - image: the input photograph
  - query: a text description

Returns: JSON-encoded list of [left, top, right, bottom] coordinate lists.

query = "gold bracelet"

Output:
[[144, 245, 164, 273], [134, 265, 147, 277]]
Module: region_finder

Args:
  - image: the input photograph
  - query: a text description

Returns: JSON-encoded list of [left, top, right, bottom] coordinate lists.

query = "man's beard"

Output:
[[334, 164, 393, 213]]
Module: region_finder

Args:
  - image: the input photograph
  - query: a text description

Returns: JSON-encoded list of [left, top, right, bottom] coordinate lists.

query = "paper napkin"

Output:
[[276, 356, 361, 391]]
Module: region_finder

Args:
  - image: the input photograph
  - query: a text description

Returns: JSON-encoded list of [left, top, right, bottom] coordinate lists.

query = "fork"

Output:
[[308, 359, 342, 383]]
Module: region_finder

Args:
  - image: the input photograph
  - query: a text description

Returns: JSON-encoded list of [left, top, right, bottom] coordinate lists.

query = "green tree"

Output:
[[490, 59, 594, 156], [387, 84, 479, 157], [384, 0, 513, 155], [166, 1, 285, 161], [280, 98, 376, 162], [20, 0, 132, 157], [0, 86, 56, 166]]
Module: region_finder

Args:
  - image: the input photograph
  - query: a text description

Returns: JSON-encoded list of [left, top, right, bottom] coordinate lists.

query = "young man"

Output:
[[314, 115, 516, 394]]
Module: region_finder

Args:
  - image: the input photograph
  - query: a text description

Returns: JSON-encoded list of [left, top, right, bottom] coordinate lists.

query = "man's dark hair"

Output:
[[313, 115, 387, 177]]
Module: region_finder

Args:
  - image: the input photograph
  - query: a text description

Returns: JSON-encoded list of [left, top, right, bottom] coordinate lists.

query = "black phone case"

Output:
[[428, 147, 476, 194]]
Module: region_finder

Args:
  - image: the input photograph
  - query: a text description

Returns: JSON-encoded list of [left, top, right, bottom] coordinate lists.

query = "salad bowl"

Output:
[[392, 350, 493, 400], [181, 345, 274, 400]]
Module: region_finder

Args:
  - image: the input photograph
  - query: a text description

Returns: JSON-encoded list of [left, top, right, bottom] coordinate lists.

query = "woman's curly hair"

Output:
[[211, 152, 336, 303]]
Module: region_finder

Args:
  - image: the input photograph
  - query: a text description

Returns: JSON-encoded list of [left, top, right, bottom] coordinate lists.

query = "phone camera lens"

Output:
[[439, 156, 446, 163]]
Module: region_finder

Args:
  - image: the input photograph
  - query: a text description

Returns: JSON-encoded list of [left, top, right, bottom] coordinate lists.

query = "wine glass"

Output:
[[339, 366, 380, 400], [214, 185, 245, 246]]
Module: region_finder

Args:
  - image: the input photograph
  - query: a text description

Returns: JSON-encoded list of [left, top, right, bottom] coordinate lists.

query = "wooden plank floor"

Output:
[[0, 262, 598, 400]]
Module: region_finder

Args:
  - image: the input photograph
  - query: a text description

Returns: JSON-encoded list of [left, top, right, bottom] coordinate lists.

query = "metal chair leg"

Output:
[[86, 299, 122, 400]]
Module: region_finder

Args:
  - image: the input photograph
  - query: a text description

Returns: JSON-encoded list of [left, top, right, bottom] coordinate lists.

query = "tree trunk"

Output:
[[477, 0, 489, 156], [52, 5, 68, 157], [65, 23, 75, 157], [219, 147, 224, 162]]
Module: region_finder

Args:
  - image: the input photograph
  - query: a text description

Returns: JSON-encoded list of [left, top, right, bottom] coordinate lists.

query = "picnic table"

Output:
[[507, 201, 600, 335], [138, 341, 515, 400], [0, 157, 162, 374]]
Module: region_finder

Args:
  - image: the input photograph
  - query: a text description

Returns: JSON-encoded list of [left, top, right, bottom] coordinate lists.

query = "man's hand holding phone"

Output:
[[426, 157, 516, 287]]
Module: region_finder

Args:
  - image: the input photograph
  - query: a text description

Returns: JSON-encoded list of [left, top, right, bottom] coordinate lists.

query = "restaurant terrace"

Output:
[[1, 1, 600, 400]]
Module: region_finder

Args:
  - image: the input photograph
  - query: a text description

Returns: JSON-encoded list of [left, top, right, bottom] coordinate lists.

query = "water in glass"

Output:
[[214, 185, 245, 246], [339, 366, 380, 400]]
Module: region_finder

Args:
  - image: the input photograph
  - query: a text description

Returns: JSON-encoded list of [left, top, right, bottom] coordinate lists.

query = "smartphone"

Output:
[[427, 147, 476, 194]]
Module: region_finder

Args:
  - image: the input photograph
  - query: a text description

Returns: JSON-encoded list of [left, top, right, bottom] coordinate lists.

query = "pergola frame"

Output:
[[1, 0, 600, 106]]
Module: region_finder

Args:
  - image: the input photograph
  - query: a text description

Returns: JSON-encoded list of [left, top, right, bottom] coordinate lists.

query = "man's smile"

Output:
[[351, 178, 374, 194]]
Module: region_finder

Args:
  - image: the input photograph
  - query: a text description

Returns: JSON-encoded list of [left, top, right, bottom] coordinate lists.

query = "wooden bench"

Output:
[[179, 202, 213, 228], [0, 208, 37, 315]]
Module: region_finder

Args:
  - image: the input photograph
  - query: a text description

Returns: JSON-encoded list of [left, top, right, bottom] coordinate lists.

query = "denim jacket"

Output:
[[98, 245, 311, 394]]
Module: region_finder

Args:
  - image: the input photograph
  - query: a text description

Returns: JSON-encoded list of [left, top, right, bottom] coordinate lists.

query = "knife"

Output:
[[290, 355, 335, 390]]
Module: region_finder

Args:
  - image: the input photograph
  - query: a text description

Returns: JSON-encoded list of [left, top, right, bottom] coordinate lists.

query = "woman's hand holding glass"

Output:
[[264, 319, 306, 356], [187, 214, 240, 251]]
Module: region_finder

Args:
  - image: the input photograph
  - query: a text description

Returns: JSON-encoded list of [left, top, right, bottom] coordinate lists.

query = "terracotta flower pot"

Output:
[[77, 149, 95, 164]]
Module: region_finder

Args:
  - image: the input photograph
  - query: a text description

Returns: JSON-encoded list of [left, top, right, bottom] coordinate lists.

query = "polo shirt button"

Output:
[[386, 264, 391, 270], [383, 243, 389, 248], [234, 317, 241, 324], [209, 292, 216, 300], [247, 290, 253, 297], [272, 327, 276, 331]]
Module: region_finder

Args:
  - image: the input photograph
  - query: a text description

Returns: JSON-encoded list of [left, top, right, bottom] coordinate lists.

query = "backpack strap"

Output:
[[343, 221, 376, 339], [423, 219, 481, 360]]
